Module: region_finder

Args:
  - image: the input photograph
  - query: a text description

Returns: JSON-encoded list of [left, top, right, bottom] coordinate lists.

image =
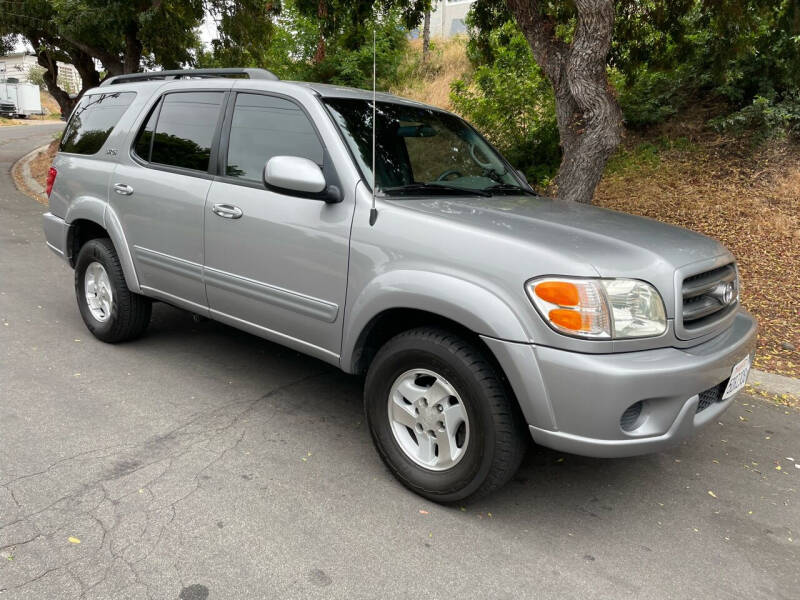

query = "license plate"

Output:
[[722, 356, 751, 400]]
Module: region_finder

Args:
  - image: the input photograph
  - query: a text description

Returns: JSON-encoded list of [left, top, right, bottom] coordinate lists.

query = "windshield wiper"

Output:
[[381, 183, 491, 197], [485, 183, 538, 197]]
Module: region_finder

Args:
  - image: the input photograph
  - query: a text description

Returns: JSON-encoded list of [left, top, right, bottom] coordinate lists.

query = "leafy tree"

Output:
[[1, 1, 101, 115], [467, 0, 800, 202], [293, 0, 428, 65], [198, 0, 281, 70], [0, 0, 279, 115], [200, 0, 429, 90]]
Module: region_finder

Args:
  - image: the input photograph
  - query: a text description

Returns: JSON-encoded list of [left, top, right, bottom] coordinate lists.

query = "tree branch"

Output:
[[505, 0, 568, 85]]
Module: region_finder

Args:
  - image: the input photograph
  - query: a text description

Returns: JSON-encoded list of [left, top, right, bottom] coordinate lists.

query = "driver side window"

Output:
[[225, 93, 324, 183]]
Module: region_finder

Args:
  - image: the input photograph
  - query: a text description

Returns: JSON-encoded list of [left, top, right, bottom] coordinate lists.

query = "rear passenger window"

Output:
[[225, 93, 324, 182], [60, 92, 135, 155], [133, 98, 160, 160], [145, 92, 224, 172]]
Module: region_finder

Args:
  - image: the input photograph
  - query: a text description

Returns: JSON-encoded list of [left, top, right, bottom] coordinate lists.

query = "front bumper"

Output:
[[42, 212, 69, 259], [482, 310, 757, 458]]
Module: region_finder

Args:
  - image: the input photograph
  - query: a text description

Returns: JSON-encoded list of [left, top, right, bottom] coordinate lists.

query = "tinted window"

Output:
[[150, 92, 224, 171], [60, 92, 135, 155], [132, 99, 160, 161], [324, 98, 517, 193], [226, 93, 324, 182]]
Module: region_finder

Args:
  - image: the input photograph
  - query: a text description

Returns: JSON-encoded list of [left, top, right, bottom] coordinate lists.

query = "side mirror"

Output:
[[264, 155, 341, 202]]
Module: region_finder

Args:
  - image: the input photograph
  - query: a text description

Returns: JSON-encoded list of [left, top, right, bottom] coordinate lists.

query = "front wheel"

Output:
[[74, 238, 151, 343], [364, 327, 528, 503]]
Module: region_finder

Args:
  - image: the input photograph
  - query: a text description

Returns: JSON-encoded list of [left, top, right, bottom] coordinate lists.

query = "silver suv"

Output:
[[42, 69, 757, 501]]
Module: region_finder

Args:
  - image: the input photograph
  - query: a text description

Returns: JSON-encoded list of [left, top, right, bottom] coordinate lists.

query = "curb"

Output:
[[12, 142, 51, 203], [749, 368, 800, 400], [1, 119, 64, 128]]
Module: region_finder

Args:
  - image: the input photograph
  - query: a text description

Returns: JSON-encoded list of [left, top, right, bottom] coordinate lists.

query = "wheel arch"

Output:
[[341, 272, 529, 376], [65, 199, 140, 293]]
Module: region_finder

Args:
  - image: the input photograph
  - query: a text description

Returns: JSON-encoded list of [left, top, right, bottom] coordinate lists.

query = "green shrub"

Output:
[[614, 2, 800, 136], [710, 93, 800, 140], [450, 21, 560, 186]]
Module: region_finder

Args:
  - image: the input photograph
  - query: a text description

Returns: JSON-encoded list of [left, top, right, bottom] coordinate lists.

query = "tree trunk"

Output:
[[422, 9, 431, 64], [313, 0, 328, 64], [35, 50, 78, 117], [505, 0, 622, 204], [123, 26, 143, 74], [70, 51, 101, 91]]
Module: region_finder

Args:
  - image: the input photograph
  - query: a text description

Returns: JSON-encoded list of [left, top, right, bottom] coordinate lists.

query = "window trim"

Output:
[[215, 89, 340, 195], [59, 91, 137, 157], [128, 89, 230, 181]]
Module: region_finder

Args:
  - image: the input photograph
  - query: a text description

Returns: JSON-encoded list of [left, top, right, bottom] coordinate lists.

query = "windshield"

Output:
[[324, 98, 524, 196]]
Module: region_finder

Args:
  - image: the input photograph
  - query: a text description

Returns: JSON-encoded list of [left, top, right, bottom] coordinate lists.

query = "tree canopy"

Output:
[[2, 0, 797, 200]]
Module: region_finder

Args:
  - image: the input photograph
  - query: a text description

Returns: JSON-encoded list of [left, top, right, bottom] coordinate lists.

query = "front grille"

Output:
[[681, 264, 738, 332], [696, 380, 728, 413], [0, 102, 16, 113]]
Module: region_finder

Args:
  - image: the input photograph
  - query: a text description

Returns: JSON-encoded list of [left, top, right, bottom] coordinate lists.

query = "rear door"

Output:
[[111, 90, 226, 310], [203, 91, 354, 361]]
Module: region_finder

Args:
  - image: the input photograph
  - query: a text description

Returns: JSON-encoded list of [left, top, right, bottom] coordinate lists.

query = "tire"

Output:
[[364, 327, 528, 503], [74, 238, 151, 343]]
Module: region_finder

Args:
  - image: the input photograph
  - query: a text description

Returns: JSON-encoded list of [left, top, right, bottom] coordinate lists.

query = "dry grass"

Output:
[[390, 37, 472, 110], [40, 90, 61, 116], [595, 131, 800, 378]]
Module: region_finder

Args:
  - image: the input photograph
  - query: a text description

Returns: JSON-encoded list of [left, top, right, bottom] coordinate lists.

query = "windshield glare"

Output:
[[324, 98, 520, 195]]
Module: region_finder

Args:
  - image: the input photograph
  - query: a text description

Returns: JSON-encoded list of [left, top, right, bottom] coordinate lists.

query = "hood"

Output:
[[392, 195, 731, 278]]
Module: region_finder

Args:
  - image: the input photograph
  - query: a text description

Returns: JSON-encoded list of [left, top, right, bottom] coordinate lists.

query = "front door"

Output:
[[203, 92, 354, 361]]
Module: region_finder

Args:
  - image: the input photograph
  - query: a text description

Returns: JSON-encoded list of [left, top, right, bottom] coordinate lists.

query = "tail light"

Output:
[[46, 167, 57, 197]]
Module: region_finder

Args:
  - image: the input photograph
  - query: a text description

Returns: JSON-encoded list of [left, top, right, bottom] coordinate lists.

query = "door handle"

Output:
[[212, 203, 243, 219], [113, 183, 134, 196]]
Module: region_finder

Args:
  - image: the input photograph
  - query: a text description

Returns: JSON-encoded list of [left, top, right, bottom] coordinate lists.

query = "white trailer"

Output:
[[0, 82, 43, 118]]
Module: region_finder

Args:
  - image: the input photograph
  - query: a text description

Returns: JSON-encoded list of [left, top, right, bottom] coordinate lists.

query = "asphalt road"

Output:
[[1, 123, 799, 600]]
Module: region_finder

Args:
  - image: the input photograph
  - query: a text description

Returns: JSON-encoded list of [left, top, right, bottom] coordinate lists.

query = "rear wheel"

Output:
[[74, 238, 151, 343], [364, 327, 527, 503]]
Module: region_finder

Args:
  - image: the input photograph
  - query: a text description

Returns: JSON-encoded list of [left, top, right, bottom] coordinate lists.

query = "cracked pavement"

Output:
[[1, 124, 799, 599]]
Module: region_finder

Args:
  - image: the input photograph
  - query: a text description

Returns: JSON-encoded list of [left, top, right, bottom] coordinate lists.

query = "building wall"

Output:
[[0, 53, 81, 94], [428, 0, 475, 38]]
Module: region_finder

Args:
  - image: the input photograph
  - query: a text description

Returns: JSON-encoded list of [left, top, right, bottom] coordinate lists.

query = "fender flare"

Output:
[[340, 270, 529, 373], [65, 197, 141, 293]]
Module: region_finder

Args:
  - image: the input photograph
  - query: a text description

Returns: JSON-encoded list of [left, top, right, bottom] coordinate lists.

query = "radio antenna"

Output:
[[369, 22, 378, 226]]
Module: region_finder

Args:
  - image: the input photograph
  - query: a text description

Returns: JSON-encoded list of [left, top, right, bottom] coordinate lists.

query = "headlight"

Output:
[[525, 277, 667, 340]]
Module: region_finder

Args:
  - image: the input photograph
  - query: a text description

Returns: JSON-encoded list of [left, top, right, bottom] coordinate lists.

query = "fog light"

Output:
[[620, 401, 644, 431]]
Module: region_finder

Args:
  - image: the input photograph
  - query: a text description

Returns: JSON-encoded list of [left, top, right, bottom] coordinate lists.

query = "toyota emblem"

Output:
[[721, 282, 736, 305]]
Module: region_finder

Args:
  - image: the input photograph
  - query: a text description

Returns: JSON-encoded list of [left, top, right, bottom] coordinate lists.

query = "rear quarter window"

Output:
[[60, 92, 136, 155]]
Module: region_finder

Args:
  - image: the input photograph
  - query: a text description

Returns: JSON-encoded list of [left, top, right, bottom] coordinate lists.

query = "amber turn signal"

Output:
[[534, 281, 580, 306], [548, 308, 589, 331]]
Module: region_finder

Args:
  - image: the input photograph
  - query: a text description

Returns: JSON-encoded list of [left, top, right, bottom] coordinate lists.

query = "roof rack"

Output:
[[100, 68, 279, 86]]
